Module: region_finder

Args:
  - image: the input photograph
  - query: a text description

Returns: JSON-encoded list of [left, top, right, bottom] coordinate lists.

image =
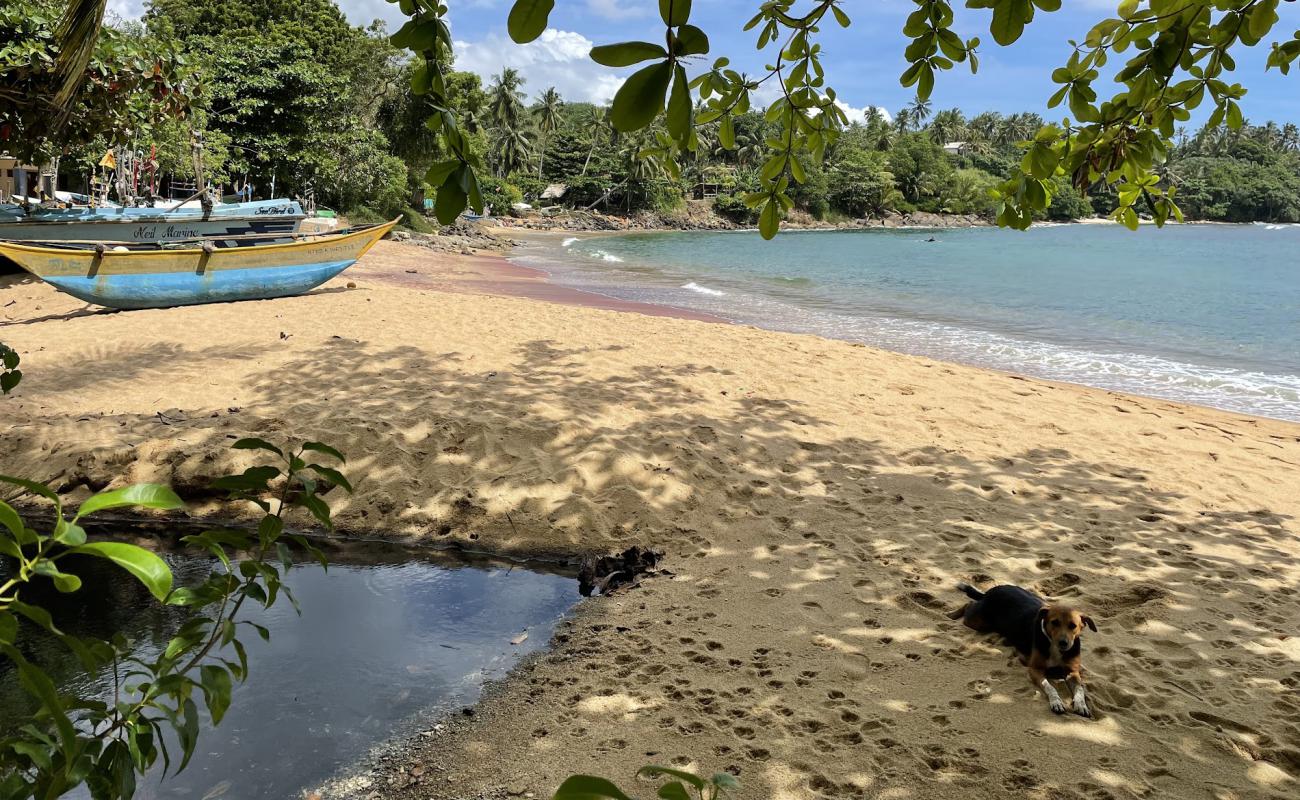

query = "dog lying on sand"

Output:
[[949, 582, 1097, 717]]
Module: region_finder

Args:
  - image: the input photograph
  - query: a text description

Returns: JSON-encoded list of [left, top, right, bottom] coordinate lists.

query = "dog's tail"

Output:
[[955, 582, 984, 601]]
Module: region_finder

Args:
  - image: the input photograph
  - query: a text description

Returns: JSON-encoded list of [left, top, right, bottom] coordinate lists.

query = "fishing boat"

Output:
[[0, 219, 398, 309], [0, 198, 307, 245]]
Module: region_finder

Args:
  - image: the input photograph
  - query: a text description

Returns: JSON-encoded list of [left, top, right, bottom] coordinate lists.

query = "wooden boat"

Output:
[[0, 219, 398, 310], [0, 198, 307, 245]]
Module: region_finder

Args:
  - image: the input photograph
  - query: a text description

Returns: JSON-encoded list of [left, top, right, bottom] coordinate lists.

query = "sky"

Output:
[[109, 0, 1300, 125]]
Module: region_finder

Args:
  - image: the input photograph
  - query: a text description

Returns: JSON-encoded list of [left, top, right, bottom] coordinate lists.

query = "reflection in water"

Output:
[[1, 543, 579, 799]]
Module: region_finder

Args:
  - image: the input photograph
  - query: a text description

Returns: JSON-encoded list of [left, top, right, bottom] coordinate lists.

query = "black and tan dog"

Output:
[[949, 582, 1097, 717]]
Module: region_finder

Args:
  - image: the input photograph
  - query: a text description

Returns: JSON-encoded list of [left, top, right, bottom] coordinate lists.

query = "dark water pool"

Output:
[[0, 541, 579, 799]]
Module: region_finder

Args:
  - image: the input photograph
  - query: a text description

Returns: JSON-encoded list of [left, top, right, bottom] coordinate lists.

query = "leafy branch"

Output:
[[385, 0, 1298, 235], [0, 438, 348, 800]]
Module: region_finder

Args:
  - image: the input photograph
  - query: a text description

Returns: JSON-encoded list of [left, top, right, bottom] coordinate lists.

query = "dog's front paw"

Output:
[[1074, 700, 1092, 718], [1049, 700, 1067, 714]]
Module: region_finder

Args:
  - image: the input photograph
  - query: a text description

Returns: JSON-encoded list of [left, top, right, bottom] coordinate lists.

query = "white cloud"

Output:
[[106, 0, 146, 19], [454, 28, 624, 104], [584, 0, 650, 20], [835, 101, 892, 124]]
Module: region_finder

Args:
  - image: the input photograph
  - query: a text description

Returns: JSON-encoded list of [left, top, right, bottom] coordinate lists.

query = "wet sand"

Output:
[[1, 239, 1298, 800]]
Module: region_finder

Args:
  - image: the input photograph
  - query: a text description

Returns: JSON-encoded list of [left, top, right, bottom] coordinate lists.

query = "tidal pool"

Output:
[[0, 541, 579, 799]]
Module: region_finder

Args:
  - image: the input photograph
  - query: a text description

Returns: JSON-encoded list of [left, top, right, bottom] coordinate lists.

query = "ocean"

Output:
[[515, 223, 1300, 422]]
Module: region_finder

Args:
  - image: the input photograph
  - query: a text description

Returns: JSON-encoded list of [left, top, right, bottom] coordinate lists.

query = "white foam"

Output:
[[682, 282, 725, 296], [589, 250, 624, 263], [561, 237, 578, 247]]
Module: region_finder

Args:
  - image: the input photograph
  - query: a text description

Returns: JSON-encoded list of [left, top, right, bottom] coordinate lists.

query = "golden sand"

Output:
[[2, 239, 1297, 799]]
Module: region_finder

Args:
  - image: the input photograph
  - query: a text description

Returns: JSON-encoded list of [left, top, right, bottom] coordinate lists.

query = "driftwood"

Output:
[[578, 546, 664, 596]]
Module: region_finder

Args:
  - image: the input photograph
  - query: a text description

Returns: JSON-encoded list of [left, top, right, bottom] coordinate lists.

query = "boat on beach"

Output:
[[0, 218, 398, 309], [0, 198, 308, 245]]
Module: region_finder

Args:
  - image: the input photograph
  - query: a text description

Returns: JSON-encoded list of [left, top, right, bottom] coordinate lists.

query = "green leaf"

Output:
[[759, 199, 780, 240], [435, 171, 470, 224], [71, 542, 173, 602], [0, 612, 16, 645], [657, 783, 691, 800], [719, 114, 736, 149], [590, 41, 668, 67], [990, 1, 1028, 46], [659, 0, 691, 27], [4, 643, 79, 760], [307, 464, 353, 493], [610, 61, 673, 132], [0, 500, 24, 539], [666, 65, 692, 140], [33, 561, 82, 593], [74, 483, 184, 521], [507, 0, 555, 44], [553, 775, 634, 800], [425, 160, 461, 188], [231, 438, 283, 457], [210, 466, 281, 493], [199, 664, 233, 725], [52, 518, 86, 546], [638, 766, 705, 790], [674, 25, 709, 56], [0, 475, 59, 507]]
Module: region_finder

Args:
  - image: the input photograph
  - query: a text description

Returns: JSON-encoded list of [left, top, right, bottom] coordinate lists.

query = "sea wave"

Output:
[[589, 250, 624, 263], [682, 282, 725, 296], [561, 237, 579, 247]]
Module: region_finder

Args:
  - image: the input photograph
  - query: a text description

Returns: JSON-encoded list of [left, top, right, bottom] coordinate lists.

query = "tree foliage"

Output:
[[0, 0, 189, 164], [389, 0, 1300, 236]]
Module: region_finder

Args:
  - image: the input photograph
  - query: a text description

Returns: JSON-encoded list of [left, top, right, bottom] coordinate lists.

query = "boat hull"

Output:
[[0, 219, 396, 309], [0, 200, 306, 245]]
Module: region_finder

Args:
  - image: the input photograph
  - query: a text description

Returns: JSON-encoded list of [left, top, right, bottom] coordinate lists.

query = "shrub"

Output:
[[477, 176, 524, 216], [940, 168, 999, 216], [713, 192, 758, 224]]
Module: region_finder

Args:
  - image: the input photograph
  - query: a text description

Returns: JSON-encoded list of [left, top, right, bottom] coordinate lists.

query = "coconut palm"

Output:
[[894, 107, 912, 133], [906, 96, 933, 127], [491, 126, 534, 177], [487, 68, 527, 129], [581, 106, 613, 175], [533, 87, 563, 177], [1281, 123, 1300, 152], [928, 108, 967, 144], [51, 0, 106, 119]]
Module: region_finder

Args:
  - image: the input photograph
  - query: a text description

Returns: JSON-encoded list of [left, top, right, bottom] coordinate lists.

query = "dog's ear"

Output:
[[1081, 615, 1097, 632], [1036, 607, 1049, 627]]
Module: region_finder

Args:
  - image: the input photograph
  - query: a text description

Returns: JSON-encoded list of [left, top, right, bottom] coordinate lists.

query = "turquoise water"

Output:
[[517, 224, 1300, 421]]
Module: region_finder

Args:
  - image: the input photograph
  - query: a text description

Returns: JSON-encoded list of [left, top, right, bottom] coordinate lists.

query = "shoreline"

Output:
[[480, 231, 1299, 428], [2, 242, 1298, 799]]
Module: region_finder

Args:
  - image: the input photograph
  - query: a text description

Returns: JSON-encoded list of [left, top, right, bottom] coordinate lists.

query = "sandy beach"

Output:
[[1, 237, 1297, 799]]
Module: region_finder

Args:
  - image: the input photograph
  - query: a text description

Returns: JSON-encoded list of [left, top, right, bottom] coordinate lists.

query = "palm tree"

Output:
[[894, 107, 912, 133], [533, 87, 563, 177], [928, 108, 967, 144], [491, 126, 534, 177], [581, 106, 613, 175], [1281, 123, 1300, 153], [488, 68, 526, 129], [51, 0, 106, 117], [906, 96, 932, 128]]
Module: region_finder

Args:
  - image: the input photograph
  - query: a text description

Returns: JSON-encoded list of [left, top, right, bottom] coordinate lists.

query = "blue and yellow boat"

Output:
[[0, 218, 397, 310]]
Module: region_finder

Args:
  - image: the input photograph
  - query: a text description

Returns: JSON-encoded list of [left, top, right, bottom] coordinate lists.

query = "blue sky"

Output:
[[111, 0, 1300, 124]]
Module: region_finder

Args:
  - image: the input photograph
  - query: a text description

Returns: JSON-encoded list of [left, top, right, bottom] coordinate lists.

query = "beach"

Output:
[[1, 238, 1298, 799]]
